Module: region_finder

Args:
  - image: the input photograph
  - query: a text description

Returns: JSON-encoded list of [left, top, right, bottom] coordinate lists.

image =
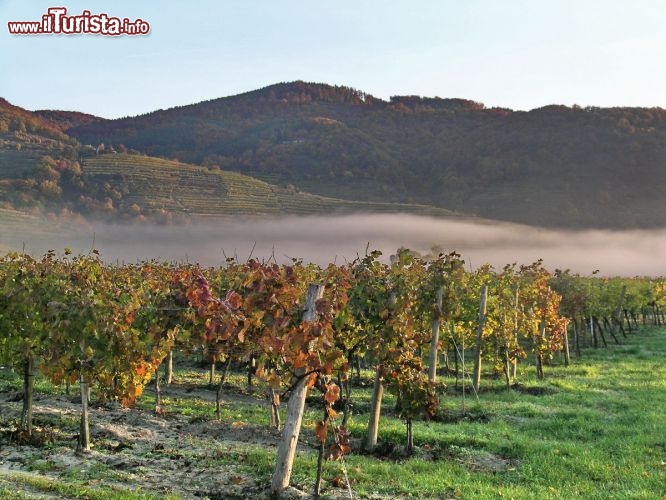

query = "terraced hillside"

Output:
[[0, 149, 40, 179], [81, 154, 459, 218], [82, 154, 280, 215]]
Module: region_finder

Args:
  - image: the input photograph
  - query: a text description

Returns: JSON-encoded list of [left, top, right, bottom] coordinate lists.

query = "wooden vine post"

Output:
[[563, 320, 571, 366], [428, 287, 444, 382], [155, 361, 162, 412], [165, 350, 174, 384], [572, 318, 580, 357], [365, 364, 385, 450], [589, 316, 597, 347], [511, 285, 519, 380], [613, 285, 627, 338], [20, 353, 35, 437], [535, 319, 546, 380], [472, 284, 488, 393], [271, 283, 324, 497], [208, 359, 216, 386], [216, 358, 233, 421], [78, 340, 91, 453], [365, 291, 396, 451]]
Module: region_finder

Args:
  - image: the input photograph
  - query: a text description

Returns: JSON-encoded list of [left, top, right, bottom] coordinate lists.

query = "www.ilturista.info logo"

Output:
[[7, 7, 150, 36]]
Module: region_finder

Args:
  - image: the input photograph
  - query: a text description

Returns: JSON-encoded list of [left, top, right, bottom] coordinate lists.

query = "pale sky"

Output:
[[2, 0, 666, 119]]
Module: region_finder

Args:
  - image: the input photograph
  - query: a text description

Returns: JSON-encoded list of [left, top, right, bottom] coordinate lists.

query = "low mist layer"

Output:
[[3, 214, 666, 276]]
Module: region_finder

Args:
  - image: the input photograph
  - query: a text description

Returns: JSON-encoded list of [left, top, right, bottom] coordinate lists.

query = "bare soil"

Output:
[[0, 384, 352, 499]]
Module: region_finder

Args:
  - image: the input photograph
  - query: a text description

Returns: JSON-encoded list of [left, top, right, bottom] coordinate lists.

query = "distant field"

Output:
[[0, 208, 69, 247]]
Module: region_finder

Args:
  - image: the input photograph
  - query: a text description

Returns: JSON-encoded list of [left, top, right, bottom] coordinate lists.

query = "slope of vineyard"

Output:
[[0, 149, 41, 179], [81, 154, 460, 218], [82, 154, 280, 215]]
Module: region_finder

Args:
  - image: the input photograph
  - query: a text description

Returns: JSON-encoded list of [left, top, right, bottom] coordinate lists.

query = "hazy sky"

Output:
[[2, 0, 666, 118]]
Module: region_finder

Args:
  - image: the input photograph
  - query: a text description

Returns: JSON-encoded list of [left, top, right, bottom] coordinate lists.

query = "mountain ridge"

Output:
[[64, 81, 666, 229], [3, 81, 666, 230]]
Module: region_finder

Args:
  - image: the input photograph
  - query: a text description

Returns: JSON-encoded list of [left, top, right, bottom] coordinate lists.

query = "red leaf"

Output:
[[310, 324, 323, 338], [315, 420, 328, 443], [292, 351, 308, 369], [225, 290, 242, 309], [332, 476, 348, 488], [324, 384, 340, 405], [315, 298, 331, 314]]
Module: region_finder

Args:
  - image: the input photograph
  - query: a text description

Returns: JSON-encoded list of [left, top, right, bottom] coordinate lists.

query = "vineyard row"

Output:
[[1, 248, 664, 495]]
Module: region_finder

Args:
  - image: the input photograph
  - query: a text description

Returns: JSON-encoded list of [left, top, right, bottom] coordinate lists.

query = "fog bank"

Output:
[[3, 214, 666, 276]]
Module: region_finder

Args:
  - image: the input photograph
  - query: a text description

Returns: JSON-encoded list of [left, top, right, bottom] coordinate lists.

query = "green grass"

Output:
[[267, 329, 665, 498], [150, 332, 666, 498], [0, 470, 178, 500], [1, 329, 665, 498]]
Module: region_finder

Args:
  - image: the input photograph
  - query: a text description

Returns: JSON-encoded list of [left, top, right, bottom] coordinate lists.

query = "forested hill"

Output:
[[3, 83, 665, 229], [64, 81, 666, 229]]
